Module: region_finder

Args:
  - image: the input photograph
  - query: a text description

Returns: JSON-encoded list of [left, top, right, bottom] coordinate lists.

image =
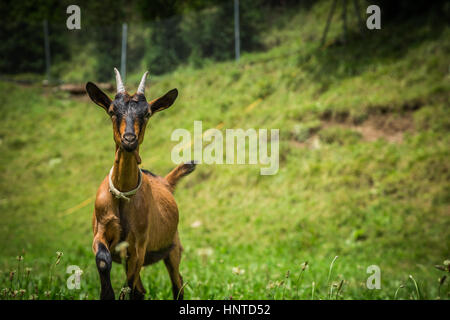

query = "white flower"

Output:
[[191, 220, 202, 228], [115, 241, 129, 259], [197, 248, 214, 257], [232, 267, 245, 275]]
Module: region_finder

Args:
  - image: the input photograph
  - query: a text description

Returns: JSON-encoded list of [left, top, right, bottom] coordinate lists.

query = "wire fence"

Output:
[[1, 0, 374, 84], [2, 0, 279, 83]]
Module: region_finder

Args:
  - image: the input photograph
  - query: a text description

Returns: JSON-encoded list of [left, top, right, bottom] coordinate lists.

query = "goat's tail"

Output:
[[165, 161, 197, 192]]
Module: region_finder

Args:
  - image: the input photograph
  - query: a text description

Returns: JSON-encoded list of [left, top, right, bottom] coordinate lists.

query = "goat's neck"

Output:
[[111, 146, 140, 192]]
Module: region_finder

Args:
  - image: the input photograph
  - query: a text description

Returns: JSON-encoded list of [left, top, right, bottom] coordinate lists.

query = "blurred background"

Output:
[[2, 0, 447, 82], [0, 0, 448, 300]]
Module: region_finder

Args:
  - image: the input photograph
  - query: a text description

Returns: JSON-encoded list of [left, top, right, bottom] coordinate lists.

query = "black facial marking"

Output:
[[112, 94, 148, 119], [111, 93, 149, 141]]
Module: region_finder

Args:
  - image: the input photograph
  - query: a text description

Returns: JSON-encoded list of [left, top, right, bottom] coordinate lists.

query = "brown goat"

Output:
[[86, 69, 195, 300]]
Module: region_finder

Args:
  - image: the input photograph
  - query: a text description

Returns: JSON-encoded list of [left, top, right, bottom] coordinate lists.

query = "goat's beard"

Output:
[[114, 147, 141, 165]]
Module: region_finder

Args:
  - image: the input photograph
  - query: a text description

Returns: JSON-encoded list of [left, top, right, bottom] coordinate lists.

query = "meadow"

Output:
[[0, 1, 449, 300]]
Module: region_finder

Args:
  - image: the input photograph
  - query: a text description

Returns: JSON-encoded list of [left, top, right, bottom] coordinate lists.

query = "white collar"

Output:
[[108, 167, 143, 202]]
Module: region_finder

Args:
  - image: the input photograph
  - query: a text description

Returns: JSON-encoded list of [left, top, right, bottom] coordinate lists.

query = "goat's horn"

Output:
[[114, 67, 125, 93], [136, 71, 149, 95]]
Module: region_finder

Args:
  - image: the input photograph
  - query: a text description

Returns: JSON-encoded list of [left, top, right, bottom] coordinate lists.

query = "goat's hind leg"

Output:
[[164, 236, 184, 300], [94, 241, 115, 300]]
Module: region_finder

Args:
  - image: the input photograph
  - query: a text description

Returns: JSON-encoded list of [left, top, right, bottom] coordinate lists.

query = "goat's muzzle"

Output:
[[121, 133, 138, 152]]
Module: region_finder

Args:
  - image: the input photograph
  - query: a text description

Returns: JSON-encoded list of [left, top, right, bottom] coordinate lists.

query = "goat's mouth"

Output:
[[121, 141, 138, 152]]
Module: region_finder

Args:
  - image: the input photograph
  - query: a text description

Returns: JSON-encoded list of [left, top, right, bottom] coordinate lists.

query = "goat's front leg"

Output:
[[126, 244, 146, 300], [92, 213, 120, 300], [93, 236, 115, 300]]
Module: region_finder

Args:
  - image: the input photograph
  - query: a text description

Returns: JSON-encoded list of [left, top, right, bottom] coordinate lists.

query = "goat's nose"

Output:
[[123, 133, 137, 143]]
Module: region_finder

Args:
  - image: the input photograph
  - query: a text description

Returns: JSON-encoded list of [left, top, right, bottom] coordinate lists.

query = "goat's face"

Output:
[[109, 92, 150, 152], [86, 70, 178, 153]]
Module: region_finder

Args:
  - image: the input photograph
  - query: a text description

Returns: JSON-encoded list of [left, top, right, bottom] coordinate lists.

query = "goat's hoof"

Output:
[[131, 289, 145, 300], [100, 293, 115, 300]]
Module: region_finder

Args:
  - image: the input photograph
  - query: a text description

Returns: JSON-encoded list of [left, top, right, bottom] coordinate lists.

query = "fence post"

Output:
[[121, 23, 128, 82], [234, 0, 240, 62], [320, 0, 338, 47], [353, 0, 364, 32], [43, 20, 51, 81], [342, 0, 348, 43]]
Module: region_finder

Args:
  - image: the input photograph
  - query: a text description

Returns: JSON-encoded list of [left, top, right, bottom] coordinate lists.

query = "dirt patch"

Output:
[[289, 135, 322, 150], [290, 112, 415, 149], [325, 113, 414, 143]]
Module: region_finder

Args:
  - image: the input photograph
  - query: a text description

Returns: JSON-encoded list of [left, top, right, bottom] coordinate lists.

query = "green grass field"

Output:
[[0, 1, 449, 300]]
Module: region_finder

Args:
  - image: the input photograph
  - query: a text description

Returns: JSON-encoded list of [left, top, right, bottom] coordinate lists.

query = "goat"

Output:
[[86, 68, 196, 300]]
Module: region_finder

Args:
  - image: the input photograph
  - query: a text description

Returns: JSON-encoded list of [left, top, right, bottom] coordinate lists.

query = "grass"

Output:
[[0, 1, 449, 300]]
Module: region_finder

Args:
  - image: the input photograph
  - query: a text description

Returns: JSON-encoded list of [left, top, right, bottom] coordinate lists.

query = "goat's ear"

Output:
[[148, 89, 178, 114], [86, 82, 112, 111]]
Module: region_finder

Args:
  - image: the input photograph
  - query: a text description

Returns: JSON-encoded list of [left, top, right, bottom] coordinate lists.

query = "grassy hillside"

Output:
[[0, 2, 448, 299]]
